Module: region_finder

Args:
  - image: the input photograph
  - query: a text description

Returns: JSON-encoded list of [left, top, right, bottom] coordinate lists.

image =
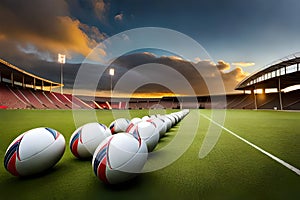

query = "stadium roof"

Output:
[[0, 58, 62, 90], [236, 52, 300, 90]]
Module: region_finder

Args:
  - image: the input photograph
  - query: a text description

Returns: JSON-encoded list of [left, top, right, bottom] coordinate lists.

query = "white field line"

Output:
[[200, 113, 300, 176]]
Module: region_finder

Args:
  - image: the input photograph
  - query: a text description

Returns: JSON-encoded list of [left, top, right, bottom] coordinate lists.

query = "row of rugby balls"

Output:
[[4, 109, 189, 184], [92, 110, 190, 184]]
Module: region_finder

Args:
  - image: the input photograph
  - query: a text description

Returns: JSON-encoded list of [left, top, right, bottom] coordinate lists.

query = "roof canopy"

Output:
[[0, 59, 62, 90], [236, 53, 300, 90]]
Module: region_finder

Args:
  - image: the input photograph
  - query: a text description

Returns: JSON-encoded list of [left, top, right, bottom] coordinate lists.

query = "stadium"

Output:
[[1, 53, 299, 110], [1, 1, 300, 199], [0, 52, 299, 199]]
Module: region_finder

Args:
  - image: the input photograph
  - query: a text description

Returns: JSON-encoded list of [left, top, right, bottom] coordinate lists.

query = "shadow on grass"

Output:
[[86, 173, 156, 199], [0, 162, 69, 199], [3, 162, 66, 183], [2, 155, 92, 183], [69, 156, 92, 162], [101, 175, 145, 191]]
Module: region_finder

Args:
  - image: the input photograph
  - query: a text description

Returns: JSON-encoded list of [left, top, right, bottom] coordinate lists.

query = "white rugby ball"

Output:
[[170, 113, 180, 124], [172, 113, 182, 122], [147, 118, 167, 138], [70, 122, 111, 159], [130, 117, 142, 125], [141, 116, 150, 121], [166, 115, 176, 126], [4, 127, 65, 176], [182, 109, 190, 116], [92, 133, 148, 184], [158, 115, 172, 131], [109, 118, 130, 134], [127, 121, 159, 152], [125, 117, 142, 132]]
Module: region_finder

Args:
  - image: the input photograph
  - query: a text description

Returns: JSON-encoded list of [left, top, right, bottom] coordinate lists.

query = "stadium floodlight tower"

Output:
[[109, 68, 115, 98], [58, 53, 66, 94]]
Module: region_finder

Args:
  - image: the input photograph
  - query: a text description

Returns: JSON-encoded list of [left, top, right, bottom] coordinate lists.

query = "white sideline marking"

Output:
[[200, 113, 300, 176]]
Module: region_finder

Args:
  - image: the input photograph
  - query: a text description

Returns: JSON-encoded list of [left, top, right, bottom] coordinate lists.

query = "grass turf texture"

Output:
[[0, 109, 299, 199]]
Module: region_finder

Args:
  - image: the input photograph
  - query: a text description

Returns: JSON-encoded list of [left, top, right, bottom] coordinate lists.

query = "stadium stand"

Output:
[[256, 93, 279, 109], [64, 93, 92, 109], [159, 97, 178, 109], [236, 52, 300, 110], [0, 84, 27, 109], [282, 89, 300, 109], [88, 101, 102, 109], [97, 101, 111, 109], [233, 94, 255, 109], [110, 101, 127, 109], [51, 92, 75, 109], [20, 89, 46, 109], [1, 55, 299, 110], [226, 94, 246, 109], [157, 89, 300, 110], [0, 59, 93, 109], [111, 102, 120, 109], [128, 101, 138, 109], [33, 91, 58, 109], [9, 87, 33, 108], [44, 92, 69, 109]]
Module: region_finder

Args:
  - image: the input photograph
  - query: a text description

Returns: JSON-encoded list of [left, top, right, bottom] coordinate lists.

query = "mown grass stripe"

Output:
[[200, 113, 300, 176]]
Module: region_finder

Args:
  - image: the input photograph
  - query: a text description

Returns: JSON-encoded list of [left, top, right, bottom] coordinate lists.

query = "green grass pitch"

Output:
[[0, 109, 299, 199]]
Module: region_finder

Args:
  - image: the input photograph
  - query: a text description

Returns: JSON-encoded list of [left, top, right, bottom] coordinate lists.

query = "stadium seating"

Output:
[[84, 100, 102, 109], [64, 94, 92, 109], [230, 94, 255, 109], [1, 81, 300, 110], [128, 101, 138, 109], [110, 101, 128, 109], [159, 100, 177, 109], [257, 93, 279, 109], [111, 102, 119, 109], [96, 101, 111, 109], [10, 87, 33, 108], [0, 84, 28, 109], [282, 90, 300, 110], [226, 94, 247, 109], [33, 91, 58, 109], [20, 89, 47, 109], [44, 92, 69, 109], [51, 92, 74, 108]]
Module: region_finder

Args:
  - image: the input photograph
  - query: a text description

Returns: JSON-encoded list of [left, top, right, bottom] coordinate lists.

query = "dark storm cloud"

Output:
[[12, 51, 247, 95], [0, 0, 106, 60], [98, 53, 248, 95], [0, 0, 69, 32], [2, 49, 247, 96], [0, 0, 258, 96]]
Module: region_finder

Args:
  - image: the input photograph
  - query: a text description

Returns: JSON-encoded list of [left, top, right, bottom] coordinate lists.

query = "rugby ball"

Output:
[[166, 115, 176, 126], [109, 118, 130, 134], [158, 115, 172, 131], [171, 113, 181, 123], [4, 127, 65, 177], [127, 121, 159, 152], [70, 122, 111, 159], [125, 117, 142, 132], [130, 117, 142, 125], [141, 116, 150, 121], [147, 118, 167, 138], [92, 133, 148, 184]]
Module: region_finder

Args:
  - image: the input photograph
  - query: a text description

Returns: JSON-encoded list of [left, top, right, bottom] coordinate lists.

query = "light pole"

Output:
[[109, 68, 115, 99], [58, 54, 65, 94]]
